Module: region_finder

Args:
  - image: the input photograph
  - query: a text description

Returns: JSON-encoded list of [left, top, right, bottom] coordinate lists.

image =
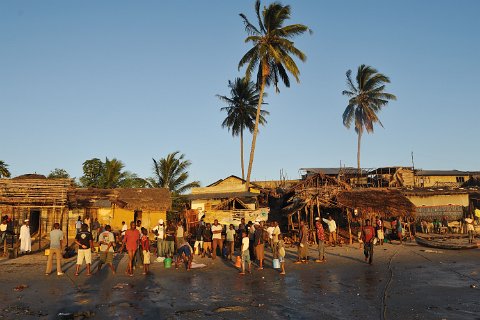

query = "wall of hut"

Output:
[[415, 175, 469, 187], [406, 193, 469, 207], [68, 206, 167, 236]]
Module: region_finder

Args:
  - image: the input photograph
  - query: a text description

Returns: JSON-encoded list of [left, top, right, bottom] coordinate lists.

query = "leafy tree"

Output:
[[119, 172, 149, 188], [47, 168, 70, 179], [80, 158, 104, 187], [342, 64, 397, 177], [218, 77, 269, 180], [239, 0, 310, 188], [0, 161, 11, 178], [148, 151, 200, 194]]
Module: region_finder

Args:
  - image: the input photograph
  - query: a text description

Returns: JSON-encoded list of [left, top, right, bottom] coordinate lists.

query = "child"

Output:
[[97, 225, 116, 274], [239, 231, 251, 275], [278, 234, 286, 275], [176, 241, 193, 270], [140, 228, 150, 275]]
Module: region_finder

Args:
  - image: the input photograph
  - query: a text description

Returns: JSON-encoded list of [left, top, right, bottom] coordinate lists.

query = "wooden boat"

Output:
[[415, 235, 478, 250]]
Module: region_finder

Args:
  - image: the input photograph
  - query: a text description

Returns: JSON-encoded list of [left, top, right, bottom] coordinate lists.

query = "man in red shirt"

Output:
[[120, 221, 141, 276], [362, 219, 375, 264]]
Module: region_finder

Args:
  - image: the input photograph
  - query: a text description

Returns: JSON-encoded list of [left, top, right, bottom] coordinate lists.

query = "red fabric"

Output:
[[315, 221, 325, 241], [141, 235, 150, 251], [363, 226, 375, 243], [124, 229, 140, 251]]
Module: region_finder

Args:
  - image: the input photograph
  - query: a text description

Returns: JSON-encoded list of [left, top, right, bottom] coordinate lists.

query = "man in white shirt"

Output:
[[152, 219, 165, 257], [272, 221, 281, 258], [97, 225, 116, 274], [19, 219, 31, 254], [239, 231, 251, 275], [175, 221, 184, 250], [323, 215, 337, 246], [465, 215, 475, 244], [211, 219, 223, 260]]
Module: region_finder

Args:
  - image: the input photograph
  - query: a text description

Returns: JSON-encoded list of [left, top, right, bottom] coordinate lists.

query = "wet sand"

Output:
[[0, 242, 479, 319]]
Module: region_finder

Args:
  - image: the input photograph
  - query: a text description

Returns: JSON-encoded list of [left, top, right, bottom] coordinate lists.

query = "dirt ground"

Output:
[[0, 241, 479, 320]]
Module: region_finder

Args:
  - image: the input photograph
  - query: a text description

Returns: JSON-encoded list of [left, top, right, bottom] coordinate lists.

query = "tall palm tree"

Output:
[[101, 158, 127, 188], [148, 151, 200, 194], [218, 77, 269, 180], [0, 161, 11, 178], [342, 64, 397, 179], [239, 0, 310, 189]]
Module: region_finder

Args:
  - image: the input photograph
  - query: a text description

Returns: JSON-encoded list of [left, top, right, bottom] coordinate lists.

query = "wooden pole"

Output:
[[38, 209, 42, 251], [347, 209, 353, 245]]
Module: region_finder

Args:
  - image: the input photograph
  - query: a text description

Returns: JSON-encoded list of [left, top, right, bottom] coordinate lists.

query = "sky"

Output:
[[1, 1, 479, 186]]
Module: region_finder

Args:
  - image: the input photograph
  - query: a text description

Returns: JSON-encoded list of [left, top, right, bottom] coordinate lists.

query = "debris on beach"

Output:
[[112, 283, 131, 289], [191, 262, 206, 269], [13, 284, 28, 291], [421, 249, 443, 254]]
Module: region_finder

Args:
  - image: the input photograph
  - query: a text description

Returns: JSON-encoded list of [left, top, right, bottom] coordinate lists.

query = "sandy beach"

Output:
[[0, 241, 479, 320]]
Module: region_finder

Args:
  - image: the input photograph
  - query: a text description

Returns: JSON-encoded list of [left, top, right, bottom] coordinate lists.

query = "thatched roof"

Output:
[[68, 188, 171, 211], [0, 178, 73, 206], [336, 189, 416, 218]]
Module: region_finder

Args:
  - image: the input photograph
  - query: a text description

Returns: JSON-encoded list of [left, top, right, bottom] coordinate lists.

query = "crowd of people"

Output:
[[24, 211, 476, 277]]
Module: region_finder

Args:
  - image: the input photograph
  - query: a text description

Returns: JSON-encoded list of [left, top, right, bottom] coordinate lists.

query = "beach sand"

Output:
[[0, 241, 479, 319]]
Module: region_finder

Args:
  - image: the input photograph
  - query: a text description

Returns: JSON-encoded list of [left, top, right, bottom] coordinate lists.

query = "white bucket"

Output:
[[272, 258, 280, 269]]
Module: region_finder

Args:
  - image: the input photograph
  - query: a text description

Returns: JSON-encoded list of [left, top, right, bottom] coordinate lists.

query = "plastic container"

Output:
[[272, 258, 280, 269], [164, 257, 172, 268]]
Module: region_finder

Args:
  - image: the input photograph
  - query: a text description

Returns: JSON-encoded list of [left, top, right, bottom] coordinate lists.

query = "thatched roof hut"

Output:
[[336, 189, 416, 218], [68, 188, 171, 211]]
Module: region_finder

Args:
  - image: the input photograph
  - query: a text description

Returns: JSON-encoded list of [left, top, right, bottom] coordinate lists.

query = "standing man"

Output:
[[202, 223, 213, 258], [272, 221, 281, 258], [152, 219, 165, 257], [225, 224, 236, 261], [375, 216, 384, 246], [74, 223, 94, 276], [91, 218, 101, 242], [295, 220, 309, 263], [19, 219, 32, 254], [83, 216, 91, 231], [396, 216, 403, 244], [194, 221, 204, 256], [0, 217, 8, 252], [465, 215, 475, 244], [211, 219, 223, 260], [175, 220, 185, 250], [97, 225, 116, 274], [239, 231, 251, 275], [323, 215, 337, 246], [165, 221, 176, 258], [253, 223, 265, 270], [120, 221, 141, 276], [315, 217, 326, 263], [75, 216, 82, 235], [362, 219, 376, 264], [45, 222, 64, 276]]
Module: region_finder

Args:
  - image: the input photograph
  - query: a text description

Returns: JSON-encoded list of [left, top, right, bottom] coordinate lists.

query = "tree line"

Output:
[[0, 152, 200, 196]]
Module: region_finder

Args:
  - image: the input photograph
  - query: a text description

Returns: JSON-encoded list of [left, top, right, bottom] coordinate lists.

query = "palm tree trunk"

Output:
[[357, 130, 362, 184], [245, 76, 267, 190], [240, 128, 245, 180]]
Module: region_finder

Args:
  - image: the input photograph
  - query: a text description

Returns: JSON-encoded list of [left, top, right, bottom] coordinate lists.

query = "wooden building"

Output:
[[68, 188, 171, 236]]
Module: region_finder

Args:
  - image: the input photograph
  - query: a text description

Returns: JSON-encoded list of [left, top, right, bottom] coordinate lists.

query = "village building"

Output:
[[0, 174, 171, 254], [186, 175, 269, 227]]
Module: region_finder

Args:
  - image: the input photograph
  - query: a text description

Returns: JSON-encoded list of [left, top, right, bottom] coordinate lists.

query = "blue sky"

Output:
[[1, 1, 479, 186]]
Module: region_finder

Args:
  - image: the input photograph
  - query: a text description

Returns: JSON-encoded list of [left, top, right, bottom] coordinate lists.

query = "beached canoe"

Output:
[[415, 236, 478, 250]]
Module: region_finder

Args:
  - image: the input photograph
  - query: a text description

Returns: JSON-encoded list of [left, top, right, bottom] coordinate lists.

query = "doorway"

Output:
[[29, 209, 41, 234], [134, 210, 142, 225]]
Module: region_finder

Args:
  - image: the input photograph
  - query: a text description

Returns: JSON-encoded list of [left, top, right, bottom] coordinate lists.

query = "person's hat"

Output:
[[315, 217, 320, 221], [24, 219, 29, 222], [158, 219, 164, 224]]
